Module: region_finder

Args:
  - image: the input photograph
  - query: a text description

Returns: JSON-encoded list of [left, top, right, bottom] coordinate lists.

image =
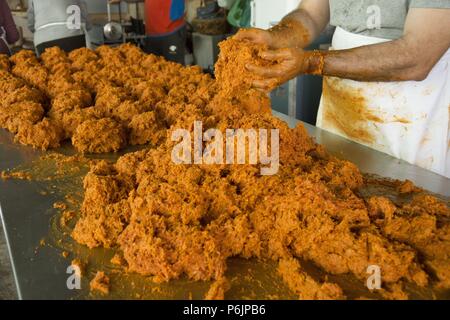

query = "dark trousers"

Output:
[[35, 34, 86, 56], [144, 26, 186, 65]]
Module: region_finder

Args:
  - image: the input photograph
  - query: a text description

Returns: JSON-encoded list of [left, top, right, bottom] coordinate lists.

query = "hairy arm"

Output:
[[323, 8, 450, 81], [234, 0, 330, 49], [270, 0, 330, 48]]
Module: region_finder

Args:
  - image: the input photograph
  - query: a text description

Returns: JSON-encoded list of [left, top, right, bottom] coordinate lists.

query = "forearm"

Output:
[[269, 0, 330, 49], [269, 10, 319, 49], [321, 8, 450, 82], [321, 38, 439, 82]]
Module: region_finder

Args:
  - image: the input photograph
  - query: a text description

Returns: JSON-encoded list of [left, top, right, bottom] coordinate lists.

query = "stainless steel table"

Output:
[[0, 111, 449, 300]]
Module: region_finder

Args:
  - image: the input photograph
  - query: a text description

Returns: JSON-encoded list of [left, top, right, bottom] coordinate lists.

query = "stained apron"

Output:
[[317, 27, 450, 178]]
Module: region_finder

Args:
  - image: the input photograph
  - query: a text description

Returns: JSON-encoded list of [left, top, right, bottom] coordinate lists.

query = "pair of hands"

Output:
[[234, 28, 322, 91]]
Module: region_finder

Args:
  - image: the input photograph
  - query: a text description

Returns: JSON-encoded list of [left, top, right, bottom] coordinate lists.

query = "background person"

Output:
[[143, 0, 186, 64], [27, 0, 91, 56], [0, 0, 20, 55]]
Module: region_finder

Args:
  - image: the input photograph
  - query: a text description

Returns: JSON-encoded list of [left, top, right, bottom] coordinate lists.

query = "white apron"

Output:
[[317, 27, 450, 178]]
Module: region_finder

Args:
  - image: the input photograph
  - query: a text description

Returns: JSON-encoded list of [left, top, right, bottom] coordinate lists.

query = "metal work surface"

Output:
[[0, 111, 449, 300]]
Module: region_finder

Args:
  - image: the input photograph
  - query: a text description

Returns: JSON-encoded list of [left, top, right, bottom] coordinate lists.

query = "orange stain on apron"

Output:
[[321, 77, 383, 145]]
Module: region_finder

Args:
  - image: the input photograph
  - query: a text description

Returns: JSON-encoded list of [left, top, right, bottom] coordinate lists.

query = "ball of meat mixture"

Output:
[[50, 90, 92, 114], [0, 101, 45, 133], [15, 118, 65, 150], [72, 118, 127, 154], [3, 86, 46, 106], [60, 107, 99, 137], [127, 111, 163, 146], [0, 54, 10, 71]]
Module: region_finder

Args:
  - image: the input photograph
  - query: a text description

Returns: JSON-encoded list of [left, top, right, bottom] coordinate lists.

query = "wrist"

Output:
[[305, 50, 325, 75]]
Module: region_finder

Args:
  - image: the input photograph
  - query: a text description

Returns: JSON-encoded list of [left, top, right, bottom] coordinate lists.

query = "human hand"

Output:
[[246, 48, 324, 91], [234, 28, 282, 49]]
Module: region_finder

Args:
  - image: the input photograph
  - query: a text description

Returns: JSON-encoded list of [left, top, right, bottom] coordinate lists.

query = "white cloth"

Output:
[[317, 27, 450, 178]]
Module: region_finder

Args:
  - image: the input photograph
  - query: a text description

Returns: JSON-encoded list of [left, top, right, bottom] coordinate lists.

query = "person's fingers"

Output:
[[233, 29, 258, 40], [234, 28, 270, 45], [252, 79, 279, 91], [233, 29, 254, 40], [246, 63, 285, 78], [259, 48, 293, 61]]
